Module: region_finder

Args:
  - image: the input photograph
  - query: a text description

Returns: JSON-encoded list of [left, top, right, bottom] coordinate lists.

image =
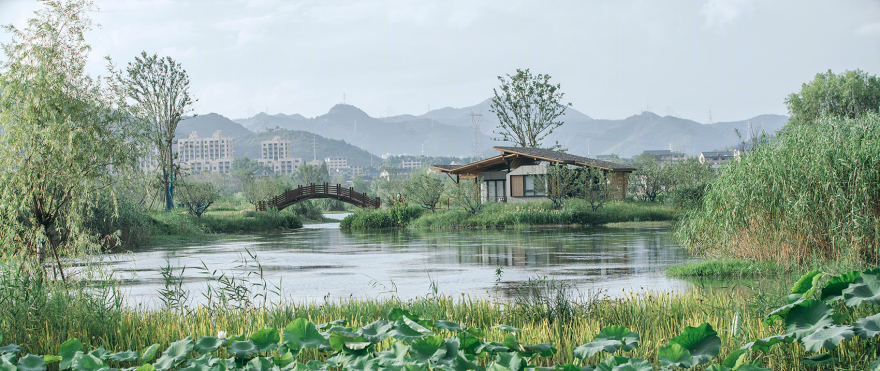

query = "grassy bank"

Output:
[[342, 199, 680, 229], [149, 208, 303, 236], [666, 259, 790, 278], [2, 271, 879, 370]]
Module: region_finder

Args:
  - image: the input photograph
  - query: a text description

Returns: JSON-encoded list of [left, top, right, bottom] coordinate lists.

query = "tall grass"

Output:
[[149, 208, 302, 235], [409, 199, 679, 228], [677, 114, 880, 264]]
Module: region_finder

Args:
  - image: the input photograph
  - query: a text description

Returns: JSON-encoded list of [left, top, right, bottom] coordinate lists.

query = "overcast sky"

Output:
[[1, 0, 878, 123]]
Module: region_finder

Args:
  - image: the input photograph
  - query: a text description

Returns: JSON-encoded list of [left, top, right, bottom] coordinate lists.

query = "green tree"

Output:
[[371, 170, 407, 205], [666, 158, 716, 209], [455, 177, 483, 214], [177, 178, 219, 218], [583, 167, 609, 212], [628, 154, 671, 202], [243, 177, 287, 208], [785, 69, 880, 125], [490, 68, 571, 150], [231, 157, 268, 183], [0, 0, 141, 278], [533, 165, 586, 210], [293, 163, 330, 187], [404, 171, 446, 212], [111, 51, 195, 212]]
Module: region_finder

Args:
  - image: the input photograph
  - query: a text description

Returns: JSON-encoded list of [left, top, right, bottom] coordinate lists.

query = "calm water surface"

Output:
[[105, 214, 694, 306]]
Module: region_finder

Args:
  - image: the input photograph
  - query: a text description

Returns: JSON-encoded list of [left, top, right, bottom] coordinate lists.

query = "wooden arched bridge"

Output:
[[256, 183, 380, 211]]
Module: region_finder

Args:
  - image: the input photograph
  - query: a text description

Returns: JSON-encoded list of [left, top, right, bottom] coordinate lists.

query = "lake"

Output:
[[105, 214, 694, 306]]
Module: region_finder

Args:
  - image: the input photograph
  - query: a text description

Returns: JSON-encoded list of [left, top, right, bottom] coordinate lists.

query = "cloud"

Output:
[[701, 0, 753, 31], [855, 22, 880, 37]]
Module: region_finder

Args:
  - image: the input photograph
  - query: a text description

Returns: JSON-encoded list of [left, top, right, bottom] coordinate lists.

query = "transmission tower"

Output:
[[470, 110, 483, 162]]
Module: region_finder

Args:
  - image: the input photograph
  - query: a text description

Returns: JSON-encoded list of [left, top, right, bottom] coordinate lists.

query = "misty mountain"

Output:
[[233, 104, 489, 157], [176, 113, 252, 139]]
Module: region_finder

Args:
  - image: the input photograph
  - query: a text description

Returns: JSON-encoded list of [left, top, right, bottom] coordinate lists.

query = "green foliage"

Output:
[[0, 0, 143, 278], [293, 163, 330, 187], [665, 259, 785, 278], [177, 179, 219, 218], [403, 171, 446, 212], [82, 188, 153, 248], [490, 68, 571, 150], [340, 204, 423, 229], [532, 165, 585, 210], [677, 113, 880, 263], [627, 154, 670, 202], [231, 157, 269, 183], [785, 69, 880, 125], [243, 177, 289, 207]]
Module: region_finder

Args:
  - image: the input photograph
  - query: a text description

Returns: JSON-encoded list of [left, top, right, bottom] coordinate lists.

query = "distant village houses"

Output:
[[640, 150, 687, 165], [699, 151, 734, 168]]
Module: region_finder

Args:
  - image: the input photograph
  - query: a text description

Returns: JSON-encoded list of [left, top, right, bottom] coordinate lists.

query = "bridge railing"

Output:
[[256, 183, 381, 211]]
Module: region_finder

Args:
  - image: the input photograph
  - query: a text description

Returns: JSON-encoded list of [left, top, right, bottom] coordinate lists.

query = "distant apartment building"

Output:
[[324, 156, 349, 173], [699, 151, 734, 168], [258, 136, 302, 175], [641, 150, 687, 165], [177, 131, 234, 174], [137, 145, 160, 173], [400, 157, 422, 169]]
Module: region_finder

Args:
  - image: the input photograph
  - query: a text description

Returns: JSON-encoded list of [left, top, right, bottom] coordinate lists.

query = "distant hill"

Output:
[[176, 113, 252, 139], [233, 104, 488, 157]]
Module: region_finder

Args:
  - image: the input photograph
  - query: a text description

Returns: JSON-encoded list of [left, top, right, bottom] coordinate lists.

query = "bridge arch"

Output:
[[256, 183, 380, 211]]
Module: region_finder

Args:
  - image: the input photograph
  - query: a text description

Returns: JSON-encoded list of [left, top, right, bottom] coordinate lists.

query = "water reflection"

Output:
[[104, 219, 693, 307]]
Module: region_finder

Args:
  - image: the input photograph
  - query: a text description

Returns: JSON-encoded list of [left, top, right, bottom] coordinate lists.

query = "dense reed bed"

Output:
[[677, 113, 880, 264]]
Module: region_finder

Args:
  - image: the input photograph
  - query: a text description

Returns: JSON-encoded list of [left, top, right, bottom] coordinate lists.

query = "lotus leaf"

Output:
[[154, 337, 193, 371], [194, 337, 222, 355], [185, 354, 215, 367], [57, 339, 83, 371], [574, 326, 639, 360], [436, 337, 461, 365], [734, 366, 772, 371], [492, 325, 521, 333], [135, 364, 155, 371], [87, 348, 109, 361], [720, 349, 747, 369], [787, 270, 823, 303], [456, 333, 484, 356], [272, 352, 295, 368], [493, 353, 526, 371], [0, 354, 14, 371], [608, 358, 651, 371], [855, 313, 880, 339], [347, 355, 381, 371], [282, 319, 329, 351], [668, 323, 720, 365], [316, 320, 347, 331], [739, 334, 795, 352], [244, 357, 276, 371], [483, 343, 510, 353], [409, 336, 446, 363], [448, 351, 483, 371], [705, 366, 732, 371], [179, 364, 211, 371], [802, 353, 837, 366], [376, 343, 411, 366], [0, 346, 20, 356], [107, 351, 139, 363], [844, 272, 880, 307], [871, 355, 880, 371], [657, 343, 693, 368], [358, 320, 392, 344], [387, 309, 430, 327], [226, 341, 259, 358], [388, 317, 433, 343], [17, 354, 47, 371], [594, 356, 632, 371], [784, 300, 834, 338], [800, 325, 854, 352], [433, 321, 464, 333], [43, 356, 61, 364], [821, 270, 862, 302], [328, 332, 371, 354], [280, 363, 309, 371], [139, 345, 159, 365], [250, 328, 280, 353], [762, 297, 805, 325], [71, 352, 106, 371]]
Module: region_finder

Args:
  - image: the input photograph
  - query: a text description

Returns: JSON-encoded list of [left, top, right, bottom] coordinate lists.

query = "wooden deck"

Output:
[[257, 183, 380, 211]]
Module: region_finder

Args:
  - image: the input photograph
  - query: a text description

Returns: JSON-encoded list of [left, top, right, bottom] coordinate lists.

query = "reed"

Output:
[[677, 113, 880, 264]]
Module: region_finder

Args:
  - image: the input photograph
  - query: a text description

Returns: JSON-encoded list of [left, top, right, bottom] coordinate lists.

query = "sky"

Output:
[[1, 0, 878, 123]]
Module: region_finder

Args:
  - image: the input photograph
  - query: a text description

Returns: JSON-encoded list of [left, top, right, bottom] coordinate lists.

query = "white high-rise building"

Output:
[[177, 131, 234, 174], [324, 156, 349, 173], [258, 136, 302, 175]]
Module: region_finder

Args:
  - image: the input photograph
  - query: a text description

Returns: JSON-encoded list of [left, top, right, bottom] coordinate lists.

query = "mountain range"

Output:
[[175, 100, 789, 164]]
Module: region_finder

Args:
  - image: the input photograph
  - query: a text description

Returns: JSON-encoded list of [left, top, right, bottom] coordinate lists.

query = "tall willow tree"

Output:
[[0, 0, 141, 278], [111, 52, 194, 212]]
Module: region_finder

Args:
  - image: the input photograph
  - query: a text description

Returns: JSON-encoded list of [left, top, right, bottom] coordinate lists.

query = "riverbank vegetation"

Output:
[[341, 199, 679, 229], [666, 259, 789, 278], [678, 70, 880, 266], [2, 267, 880, 370]]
